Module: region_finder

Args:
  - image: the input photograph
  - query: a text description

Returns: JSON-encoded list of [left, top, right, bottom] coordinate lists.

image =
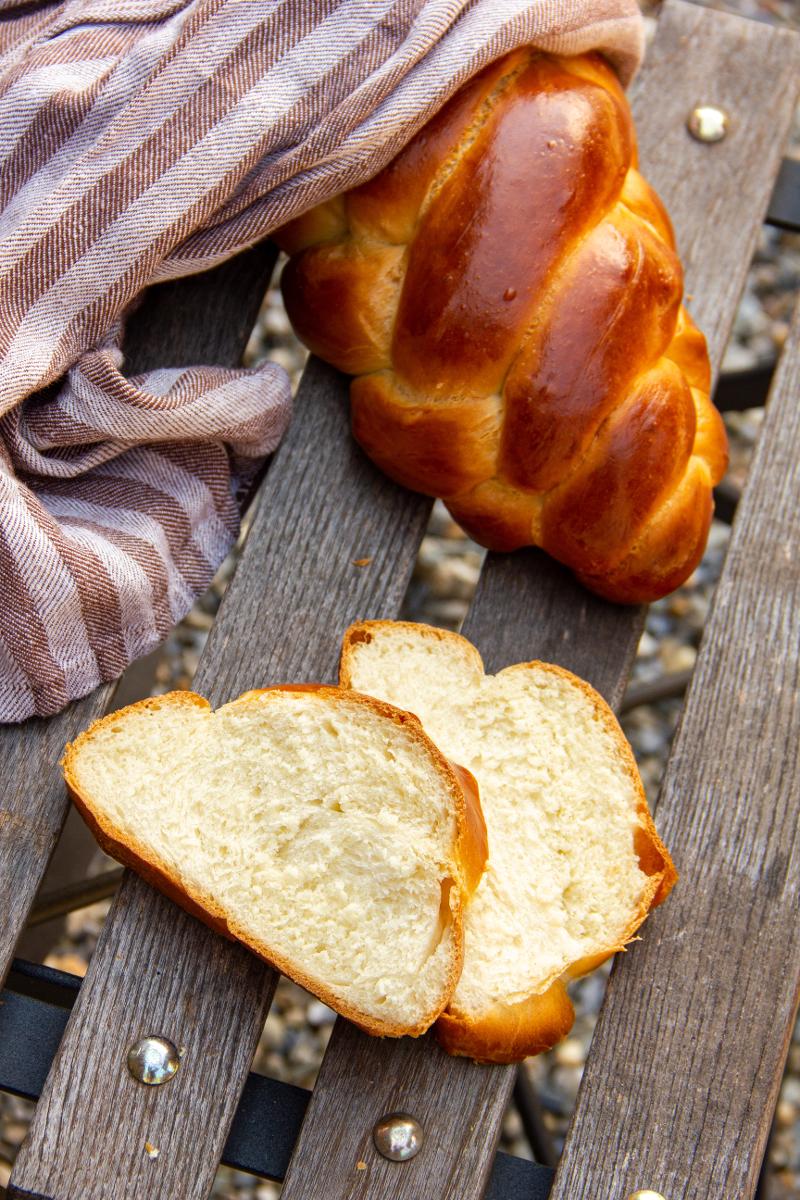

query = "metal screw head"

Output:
[[627, 1192, 667, 1200], [687, 104, 729, 143], [372, 1113, 424, 1161], [127, 1036, 181, 1085]]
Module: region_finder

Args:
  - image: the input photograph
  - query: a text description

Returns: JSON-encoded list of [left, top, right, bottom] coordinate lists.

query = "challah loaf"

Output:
[[62, 686, 487, 1037], [275, 49, 728, 603], [340, 621, 676, 1062]]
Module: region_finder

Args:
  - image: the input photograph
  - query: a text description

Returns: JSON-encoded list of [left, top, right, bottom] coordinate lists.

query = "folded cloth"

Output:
[[0, 0, 643, 722]]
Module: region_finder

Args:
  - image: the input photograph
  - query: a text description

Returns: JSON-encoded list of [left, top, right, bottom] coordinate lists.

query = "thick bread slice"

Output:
[[62, 685, 487, 1038], [340, 622, 677, 1062]]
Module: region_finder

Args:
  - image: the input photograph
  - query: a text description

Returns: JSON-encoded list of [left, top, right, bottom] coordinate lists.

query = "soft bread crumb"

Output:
[[63, 686, 476, 1037], [341, 621, 675, 1058]]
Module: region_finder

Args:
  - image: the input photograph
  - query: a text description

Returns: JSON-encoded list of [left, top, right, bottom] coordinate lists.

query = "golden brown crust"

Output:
[[276, 50, 728, 604], [339, 620, 677, 1062], [436, 979, 576, 1064], [62, 686, 488, 1040]]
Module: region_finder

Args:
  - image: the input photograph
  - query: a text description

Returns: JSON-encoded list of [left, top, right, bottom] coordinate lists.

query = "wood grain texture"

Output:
[[462, 549, 644, 708], [549, 292, 800, 1200], [278, 6, 799, 1199], [194, 357, 431, 701], [123, 242, 278, 374], [10, 359, 430, 1200], [0, 244, 276, 994], [14, 879, 276, 1198], [628, 4, 800, 382], [0, 693, 113, 986], [282, 1022, 512, 1200]]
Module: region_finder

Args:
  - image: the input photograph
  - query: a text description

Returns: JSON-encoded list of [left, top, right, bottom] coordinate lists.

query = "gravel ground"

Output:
[[3, 3, 799, 1195]]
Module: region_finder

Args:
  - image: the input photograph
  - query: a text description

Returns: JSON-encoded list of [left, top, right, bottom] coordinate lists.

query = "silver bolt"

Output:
[[687, 104, 729, 143], [627, 1192, 667, 1200], [372, 1112, 424, 1161], [127, 1036, 181, 1086]]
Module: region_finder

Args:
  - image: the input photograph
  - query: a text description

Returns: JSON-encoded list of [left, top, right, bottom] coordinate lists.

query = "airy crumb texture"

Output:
[[62, 686, 480, 1037], [341, 621, 676, 1061]]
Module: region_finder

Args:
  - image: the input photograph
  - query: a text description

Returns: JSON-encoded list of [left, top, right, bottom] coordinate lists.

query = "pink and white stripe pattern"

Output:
[[0, 0, 643, 721]]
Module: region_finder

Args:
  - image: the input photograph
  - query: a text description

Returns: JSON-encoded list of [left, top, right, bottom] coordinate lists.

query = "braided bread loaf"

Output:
[[275, 50, 728, 603]]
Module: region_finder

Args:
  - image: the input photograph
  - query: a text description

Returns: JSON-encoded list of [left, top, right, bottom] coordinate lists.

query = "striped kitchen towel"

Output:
[[0, 0, 643, 722]]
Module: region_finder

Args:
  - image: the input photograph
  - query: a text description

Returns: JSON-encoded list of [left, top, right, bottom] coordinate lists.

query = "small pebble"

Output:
[[255, 1185, 281, 1200], [658, 640, 696, 672], [2, 1122, 27, 1147], [776, 1100, 796, 1129], [43, 951, 88, 977], [554, 1038, 584, 1068], [307, 1000, 335, 1026]]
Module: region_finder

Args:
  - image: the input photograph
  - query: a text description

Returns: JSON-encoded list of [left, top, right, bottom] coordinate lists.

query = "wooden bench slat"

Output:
[[281, 1022, 515, 1200], [9, 360, 430, 1200], [0, 695, 113, 985], [194, 358, 431, 698], [277, 5, 800, 1198], [0, 245, 277, 991], [626, 8, 800, 378], [546, 12, 800, 1197], [463, 549, 645, 704], [549, 281, 800, 1200]]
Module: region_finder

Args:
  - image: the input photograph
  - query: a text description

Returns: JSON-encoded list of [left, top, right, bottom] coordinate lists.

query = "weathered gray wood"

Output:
[[629, 5, 800, 382], [550, 293, 800, 1200], [282, 1022, 512, 1200], [194, 361, 431, 699], [10, 359, 431, 1200], [15, 805, 106, 963], [122, 242, 278, 375], [0, 693, 114, 980], [0, 244, 276, 991], [278, 6, 800, 1199], [546, 11, 800, 1197], [463, 549, 645, 708]]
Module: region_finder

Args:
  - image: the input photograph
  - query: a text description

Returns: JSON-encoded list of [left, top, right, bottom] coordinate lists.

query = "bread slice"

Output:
[[340, 621, 677, 1062], [62, 685, 487, 1038]]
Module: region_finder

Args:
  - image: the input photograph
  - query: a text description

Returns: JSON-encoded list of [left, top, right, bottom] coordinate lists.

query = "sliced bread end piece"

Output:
[[62, 685, 487, 1038], [436, 978, 575, 1065], [340, 620, 677, 1061]]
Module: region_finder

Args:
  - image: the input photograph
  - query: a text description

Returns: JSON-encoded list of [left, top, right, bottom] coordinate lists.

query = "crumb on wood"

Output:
[[356, 1160, 367, 1170], [351, 557, 372, 567], [145, 1142, 160, 1159]]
